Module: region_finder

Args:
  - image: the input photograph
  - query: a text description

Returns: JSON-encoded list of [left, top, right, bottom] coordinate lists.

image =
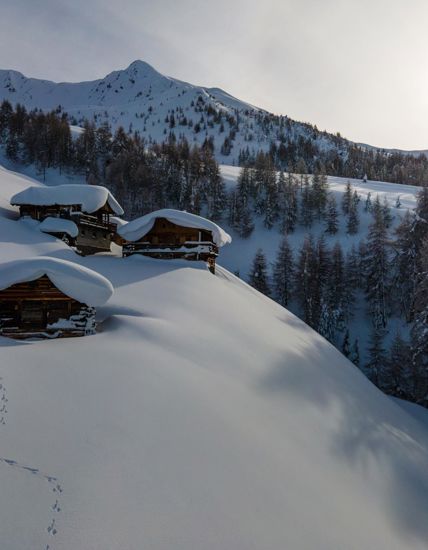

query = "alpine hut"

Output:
[[10, 184, 124, 255], [118, 209, 232, 273], [0, 257, 113, 339]]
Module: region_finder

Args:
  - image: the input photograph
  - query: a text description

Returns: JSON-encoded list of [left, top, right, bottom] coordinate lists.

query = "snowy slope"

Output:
[[219, 164, 419, 275], [220, 165, 420, 358], [0, 60, 348, 165], [1, 163, 428, 549]]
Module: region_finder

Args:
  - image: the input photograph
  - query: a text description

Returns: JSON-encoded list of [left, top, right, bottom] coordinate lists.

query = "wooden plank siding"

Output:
[[122, 218, 219, 273], [17, 204, 118, 255], [0, 275, 95, 339]]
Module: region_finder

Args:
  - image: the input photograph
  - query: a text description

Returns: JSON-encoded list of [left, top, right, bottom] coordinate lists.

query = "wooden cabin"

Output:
[[118, 209, 232, 274], [10, 185, 124, 255], [0, 258, 113, 339]]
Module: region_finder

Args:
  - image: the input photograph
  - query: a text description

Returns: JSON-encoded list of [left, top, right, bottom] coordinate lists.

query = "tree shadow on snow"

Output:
[[257, 340, 428, 545]]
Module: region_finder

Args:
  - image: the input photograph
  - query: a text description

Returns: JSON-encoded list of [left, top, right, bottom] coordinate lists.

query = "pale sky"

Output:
[[0, 0, 427, 150]]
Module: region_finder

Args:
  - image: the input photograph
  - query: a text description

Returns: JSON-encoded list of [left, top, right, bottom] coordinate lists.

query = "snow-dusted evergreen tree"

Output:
[[237, 165, 253, 206], [382, 196, 393, 229], [279, 173, 298, 234], [364, 327, 388, 386], [311, 169, 328, 220], [393, 211, 418, 321], [325, 194, 339, 234], [312, 236, 331, 330], [294, 235, 317, 326], [249, 249, 271, 297], [411, 236, 428, 406], [272, 237, 294, 307], [388, 332, 412, 399], [300, 175, 313, 227], [395, 195, 401, 208], [238, 205, 255, 238], [364, 192, 373, 212], [342, 329, 351, 358], [342, 181, 353, 215], [350, 338, 360, 367], [346, 198, 360, 234], [364, 195, 390, 329]]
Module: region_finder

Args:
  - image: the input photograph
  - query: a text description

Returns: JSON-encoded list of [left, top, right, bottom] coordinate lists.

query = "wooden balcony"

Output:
[[122, 241, 219, 259]]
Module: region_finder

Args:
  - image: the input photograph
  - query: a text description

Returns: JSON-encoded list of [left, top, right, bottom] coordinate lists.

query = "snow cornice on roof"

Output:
[[0, 257, 113, 306], [118, 209, 232, 247], [10, 184, 124, 216]]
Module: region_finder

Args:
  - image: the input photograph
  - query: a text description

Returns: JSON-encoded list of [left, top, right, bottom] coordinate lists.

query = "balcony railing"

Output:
[[123, 241, 218, 257]]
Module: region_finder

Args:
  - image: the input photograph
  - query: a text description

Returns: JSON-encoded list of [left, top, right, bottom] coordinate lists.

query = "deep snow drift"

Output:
[[118, 208, 232, 246], [1, 164, 428, 550], [11, 183, 124, 215]]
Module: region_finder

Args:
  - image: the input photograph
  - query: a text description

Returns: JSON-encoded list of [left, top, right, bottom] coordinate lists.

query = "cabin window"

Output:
[[152, 236, 159, 244], [21, 301, 45, 327]]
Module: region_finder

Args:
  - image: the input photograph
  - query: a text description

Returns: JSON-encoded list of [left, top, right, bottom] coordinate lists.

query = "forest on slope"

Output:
[[1, 102, 427, 408]]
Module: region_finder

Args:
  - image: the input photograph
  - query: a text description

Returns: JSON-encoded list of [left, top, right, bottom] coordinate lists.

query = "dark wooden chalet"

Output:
[[118, 209, 231, 274], [0, 258, 113, 339], [10, 185, 124, 255]]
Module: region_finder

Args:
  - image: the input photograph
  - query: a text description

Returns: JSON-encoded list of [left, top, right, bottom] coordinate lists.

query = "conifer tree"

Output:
[[364, 196, 390, 329], [388, 332, 412, 398], [411, 236, 428, 406], [382, 196, 393, 228], [342, 329, 351, 358], [346, 199, 360, 234], [300, 175, 313, 227], [249, 249, 271, 297], [272, 237, 294, 307], [294, 235, 317, 326], [364, 192, 373, 212], [350, 338, 360, 367], [325, 194, 339, 234], [342, 181, 353, 215], [365, 327, 388, 386]]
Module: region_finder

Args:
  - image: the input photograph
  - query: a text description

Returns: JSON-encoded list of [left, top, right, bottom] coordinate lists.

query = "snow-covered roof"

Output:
[[39, 217, 79, 238], [10, 184, 124, 216], [118, 209, 232, 247], [0, 257, 113, 306]]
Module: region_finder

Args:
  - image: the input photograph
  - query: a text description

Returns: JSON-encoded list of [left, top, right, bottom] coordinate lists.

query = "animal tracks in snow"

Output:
[[0, 376, 64, 549], [0, 457, 64, 547], [0, 377, 8, 425]]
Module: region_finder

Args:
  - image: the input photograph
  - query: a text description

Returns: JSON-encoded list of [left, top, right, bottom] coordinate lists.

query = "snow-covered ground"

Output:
[[1, 163, 428, 549], [220, 164, 419, 273], [220, 165, 420, 355]]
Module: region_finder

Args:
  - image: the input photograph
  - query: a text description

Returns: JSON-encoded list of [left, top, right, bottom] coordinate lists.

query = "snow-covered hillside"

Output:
[[1, 165, 428, 549], [0, 60, 350, 165]]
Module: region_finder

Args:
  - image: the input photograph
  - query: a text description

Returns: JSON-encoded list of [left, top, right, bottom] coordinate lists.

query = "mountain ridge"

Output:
[[0, 60, 426, 167]]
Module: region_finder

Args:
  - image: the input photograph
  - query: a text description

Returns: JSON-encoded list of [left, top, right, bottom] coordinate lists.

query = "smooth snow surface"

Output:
[[1, 163, 428, 550], [0, 257, 113, 306], [10, 184, 124, 215], [38, 217, 79, 238], [118, 208, 232, 246]]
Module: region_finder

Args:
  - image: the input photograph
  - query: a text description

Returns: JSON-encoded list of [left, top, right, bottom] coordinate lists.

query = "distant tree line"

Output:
[[0, 101, 226, 220], [2, 100, 428, 189]]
